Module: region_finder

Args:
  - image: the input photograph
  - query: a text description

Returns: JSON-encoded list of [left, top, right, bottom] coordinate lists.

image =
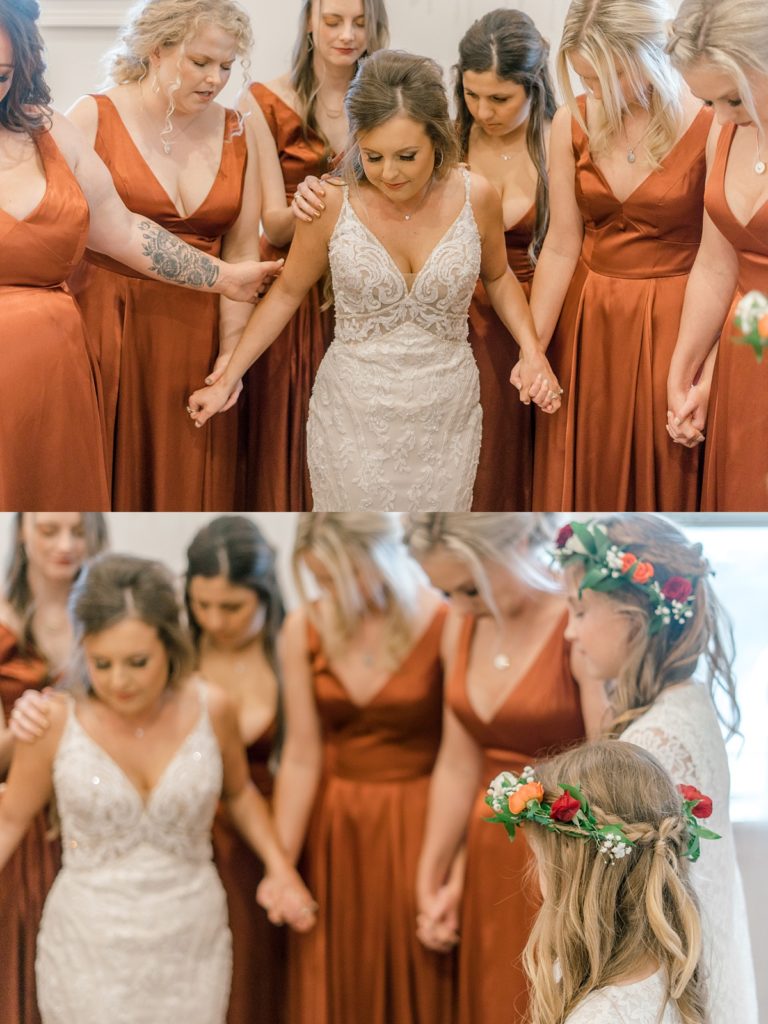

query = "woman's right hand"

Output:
[[416, 883, 461, 954], [511, 351, 563, 413], [291, 173, 344, 222], [257, 867, 318, 933], [9, 688, 55, 743], [187, 379, 241, 428]]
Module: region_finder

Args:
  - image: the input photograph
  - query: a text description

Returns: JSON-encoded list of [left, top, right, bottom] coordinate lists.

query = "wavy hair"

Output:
[[454, 8, 557, 263], [290, 0, 389, 161], [567, 514, 740, 739], [525, 740, 706, 1024], [0, 0, 51, 134], [293, 512, 421, 665], [667, 0, 768, 128], [559, 0, 685, 168]]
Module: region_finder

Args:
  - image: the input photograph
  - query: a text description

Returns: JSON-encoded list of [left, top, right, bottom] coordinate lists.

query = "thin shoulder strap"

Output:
[[462, 166, 471, 201]]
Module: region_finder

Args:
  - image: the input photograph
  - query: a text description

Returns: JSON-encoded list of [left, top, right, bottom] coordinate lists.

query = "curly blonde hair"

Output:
[[559, 0, 685, 169], [525, 740, 706, 1024]]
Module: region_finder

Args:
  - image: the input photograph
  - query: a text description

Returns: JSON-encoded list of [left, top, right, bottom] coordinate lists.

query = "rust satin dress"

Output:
[[449, 612, 584, 1024], [0, 625, 61, 1024], [69, 95, 246, 511], [242, 84, 335, 511], [0, 130, 109, 510], [287, 607, 455, 1024], [533, 101, 712, 511], [701, 123, 768, 510], [470, 206, 536, 510], [212, 718, 286, 1024]]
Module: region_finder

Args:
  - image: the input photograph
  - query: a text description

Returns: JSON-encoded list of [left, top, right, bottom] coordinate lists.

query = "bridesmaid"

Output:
[[455, 9, 556, 511], [184, 516, 286, 1024], [67, 0, 264, 511], [666, 0, 768, 510], [273, 513, 454, 1024], [0, 0, 270, 511], [530, 0, 712, 511], [403, 514, 588, 1024], [238, 0, 390, 510], [0, 513, 108, 1024]]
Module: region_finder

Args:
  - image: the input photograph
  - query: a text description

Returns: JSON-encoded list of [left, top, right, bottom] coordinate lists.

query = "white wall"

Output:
[[39, 0, 570, 111]]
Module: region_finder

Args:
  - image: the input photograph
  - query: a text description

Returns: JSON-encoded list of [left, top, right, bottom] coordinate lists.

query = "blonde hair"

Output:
[[403, 513, 559, 617], [291, 0, 390, 160], [105, 0, 253, 144], [525, 740, 706, 1024], [559, 0, 684, 168], [667, 0, 768, 128], [339, 49, 460, 184], [293, 513, 421, 663], [572, 514, 740, 739]]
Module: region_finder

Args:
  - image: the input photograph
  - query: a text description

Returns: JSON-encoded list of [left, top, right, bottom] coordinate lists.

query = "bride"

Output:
[[188, 50, 561, 511]]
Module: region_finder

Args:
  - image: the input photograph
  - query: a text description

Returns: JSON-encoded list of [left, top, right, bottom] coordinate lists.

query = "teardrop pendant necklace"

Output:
[[754, 128, 766, 175]]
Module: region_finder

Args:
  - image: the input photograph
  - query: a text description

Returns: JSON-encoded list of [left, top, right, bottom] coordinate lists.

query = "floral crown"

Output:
[[553, 521, 697, 635], [486, 769, 720, 863]]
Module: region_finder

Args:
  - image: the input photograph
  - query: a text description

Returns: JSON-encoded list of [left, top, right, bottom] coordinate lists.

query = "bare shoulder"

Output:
[[199, 677, 238, 730], [279, 606, 310, 652], [264, 73, 299, 113], [467, 168, 502, 221], [551, 103, 575, 141], [65, 94, 99, 135], [0, 599, 21, 636], [48, 109, 87, 166]]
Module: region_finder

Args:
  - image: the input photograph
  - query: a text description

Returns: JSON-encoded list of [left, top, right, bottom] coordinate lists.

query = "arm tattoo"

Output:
[[139, 221, 219, 288]]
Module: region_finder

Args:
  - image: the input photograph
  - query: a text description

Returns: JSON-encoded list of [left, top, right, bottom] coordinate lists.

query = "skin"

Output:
[[239, 0, 368, 245], [667, 62, 768, 446], [0, 514, 90, 777], [412, 546, 599, 954], [188, 113, 561, 422], [0, 615, 317, 931], [564, 582, 634, 682], [0, 25, 278, 304], [528, 46, 702, 423]]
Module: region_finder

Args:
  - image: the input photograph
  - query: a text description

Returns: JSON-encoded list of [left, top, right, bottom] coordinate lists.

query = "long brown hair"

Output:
[[525, 740, 706, 1024], [290, 0, 390, 160], [0, 0, 51, 134], [454, 8, 556, 263]]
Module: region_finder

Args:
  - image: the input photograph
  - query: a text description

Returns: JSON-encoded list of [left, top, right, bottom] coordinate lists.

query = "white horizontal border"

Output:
[[40, 1, 127, 28]]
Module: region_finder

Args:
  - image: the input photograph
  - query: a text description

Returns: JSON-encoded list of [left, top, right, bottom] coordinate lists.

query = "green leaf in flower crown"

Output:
[[580, 566, 611, 591], [593, 527, 611, 557], [596, 576, 625, 593], [693, 826, 721, 841], [571, 521, 598, 554]]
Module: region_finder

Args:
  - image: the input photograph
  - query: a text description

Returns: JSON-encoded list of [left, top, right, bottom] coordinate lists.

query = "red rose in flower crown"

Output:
[[556, 525, 574, 549], [550, 791, 581, 822], [662, 576, 693, 603], [678, 785, 713, 819], [620, 552, 638, 573], [632, 561, 654, 584]]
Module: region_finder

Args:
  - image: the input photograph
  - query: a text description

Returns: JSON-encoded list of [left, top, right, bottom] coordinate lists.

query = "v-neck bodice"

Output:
[[307, 606, 447, 781], [83, 93, 247, 278], [54, 686, 222, 868], [572, 97, 711, 279]]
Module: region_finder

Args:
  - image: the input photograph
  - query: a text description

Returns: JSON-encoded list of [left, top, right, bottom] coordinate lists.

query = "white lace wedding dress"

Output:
[[35, 687, 232, 1024], [623, 683, 759, 1023], [307, 169, 483, 511], [565, 970, 681, 1023]]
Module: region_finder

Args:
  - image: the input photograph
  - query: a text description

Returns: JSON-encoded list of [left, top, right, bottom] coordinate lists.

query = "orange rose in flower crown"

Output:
[[508, 781, 545, 815]]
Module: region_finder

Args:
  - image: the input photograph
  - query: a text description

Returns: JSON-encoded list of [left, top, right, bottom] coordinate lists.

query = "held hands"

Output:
[[291, 173, 344, 222], [8, 688, 58, 742], [416, 883, 461, 954], [187, 376, 241, 428], [256, 867, 318, 933], [510, 350, 563, 413], [219, 258, 284, 303], [667, 378, 709, 448]]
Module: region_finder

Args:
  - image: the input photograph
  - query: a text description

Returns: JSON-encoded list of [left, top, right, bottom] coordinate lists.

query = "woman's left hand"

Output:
[[187, 379, 241, 427], [511, 351, 562, 413], [291, 173, 344, 222], [257, 869, 318, 933]]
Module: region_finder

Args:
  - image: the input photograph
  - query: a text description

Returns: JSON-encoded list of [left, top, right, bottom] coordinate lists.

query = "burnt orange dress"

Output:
[[212, 717, 286, 1024], [287, 607, 454, 1024], [0, 624, 61, 1024], [448, 612, 584, 1024], [242, 84, 335, 511], [69, 95, 246, 511], [470, 205, 536, 510], [701, 123, 768, 510], [0, 130, 109, 510], [533, 100, 712, 511]]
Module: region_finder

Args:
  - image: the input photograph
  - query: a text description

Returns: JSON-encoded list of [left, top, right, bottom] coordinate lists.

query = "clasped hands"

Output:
[[666, 378, 709, 449], [510, 351, 563, 414]]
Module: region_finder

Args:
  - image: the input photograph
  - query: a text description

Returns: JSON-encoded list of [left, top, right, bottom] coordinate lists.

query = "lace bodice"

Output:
[[623, 684, 758, 1022], [54, 687, 223, 869], [328, 170, 482, 348], [565, 971, 680, 1023]]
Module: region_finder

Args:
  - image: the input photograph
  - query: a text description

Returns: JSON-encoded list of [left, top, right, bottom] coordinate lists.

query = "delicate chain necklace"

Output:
[[138, 81, 193, 156], [754, 127, 766, 175], [358, 175, 435, 222], [623, 114, 652, 165], [317, 94, 345, 120]]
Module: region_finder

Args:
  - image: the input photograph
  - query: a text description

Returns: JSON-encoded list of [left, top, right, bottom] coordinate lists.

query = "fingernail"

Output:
[[205, 377, 213, 385]]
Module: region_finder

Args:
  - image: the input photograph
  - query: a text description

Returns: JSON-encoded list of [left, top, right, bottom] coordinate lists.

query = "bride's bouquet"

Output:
[[734, 290, 768, 360]]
